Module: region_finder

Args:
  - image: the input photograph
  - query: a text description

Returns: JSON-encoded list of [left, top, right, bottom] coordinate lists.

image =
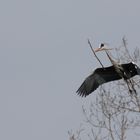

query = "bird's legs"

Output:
[[128, 79, 137, 95], [125, 80, 133, 95], [125, 79, 137, 95]]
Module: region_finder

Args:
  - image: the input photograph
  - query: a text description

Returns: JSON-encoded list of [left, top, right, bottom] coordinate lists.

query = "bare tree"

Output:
[[69, 38, 140, 140]]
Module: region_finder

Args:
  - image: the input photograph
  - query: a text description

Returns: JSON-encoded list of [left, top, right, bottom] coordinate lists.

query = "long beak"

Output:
[[94, 47, 113, 52], [94, 48, 101, 52]]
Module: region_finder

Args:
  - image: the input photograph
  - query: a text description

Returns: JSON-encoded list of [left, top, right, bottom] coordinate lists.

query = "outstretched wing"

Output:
[[76, 66, 122, 97]]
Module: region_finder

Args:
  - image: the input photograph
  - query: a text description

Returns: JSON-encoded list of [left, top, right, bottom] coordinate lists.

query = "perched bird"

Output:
[[76, 62, 140, 97]]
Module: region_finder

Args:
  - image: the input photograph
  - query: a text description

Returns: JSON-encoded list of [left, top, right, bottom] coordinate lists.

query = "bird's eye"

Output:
[[101, 43, 104, 47]]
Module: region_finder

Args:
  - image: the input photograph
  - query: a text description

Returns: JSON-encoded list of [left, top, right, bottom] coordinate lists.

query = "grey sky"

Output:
[[0, 0, 140, 140]]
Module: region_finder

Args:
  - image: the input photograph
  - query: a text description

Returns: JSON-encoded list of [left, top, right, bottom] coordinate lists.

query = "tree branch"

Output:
[[88, 39, 104, 68]]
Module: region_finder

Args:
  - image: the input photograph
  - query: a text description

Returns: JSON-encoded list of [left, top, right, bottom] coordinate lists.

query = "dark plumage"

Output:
[[77, 62, 140, 97]]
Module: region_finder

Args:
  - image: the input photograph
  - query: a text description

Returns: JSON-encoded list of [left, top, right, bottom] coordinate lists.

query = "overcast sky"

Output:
[[0, 0, 140, 140]]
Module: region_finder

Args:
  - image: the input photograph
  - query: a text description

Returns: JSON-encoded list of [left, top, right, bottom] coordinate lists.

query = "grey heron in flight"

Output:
[[95, 43, 138, 94], [77, 43, 140, 97]]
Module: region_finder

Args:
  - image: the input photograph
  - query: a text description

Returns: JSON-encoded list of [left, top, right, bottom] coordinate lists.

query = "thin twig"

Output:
[[88, 39, 104, 68], [122, 37, 133, 61]]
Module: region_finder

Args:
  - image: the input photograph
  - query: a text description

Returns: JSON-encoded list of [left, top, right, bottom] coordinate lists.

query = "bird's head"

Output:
[[94, 43, 113, 52]]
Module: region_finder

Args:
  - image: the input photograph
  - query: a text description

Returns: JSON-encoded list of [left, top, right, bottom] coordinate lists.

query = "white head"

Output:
[[94, 43, 113, 52]]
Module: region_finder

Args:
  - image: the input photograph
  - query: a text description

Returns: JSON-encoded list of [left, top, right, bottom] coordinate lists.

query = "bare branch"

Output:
[[87, 39, 104, 68]]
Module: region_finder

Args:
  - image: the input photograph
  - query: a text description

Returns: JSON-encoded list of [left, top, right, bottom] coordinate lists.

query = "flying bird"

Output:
[[95, 43, 138, 94], [77, 62, 140, 97], [77, 43, 140, 97]]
